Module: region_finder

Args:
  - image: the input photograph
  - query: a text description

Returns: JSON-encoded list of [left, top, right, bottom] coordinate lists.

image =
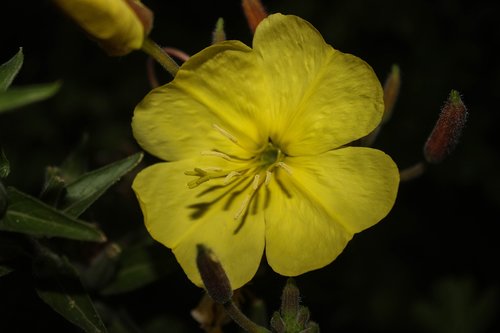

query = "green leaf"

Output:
[[0, 48, 23, 92], [33, 245, 107, 333], [0, 187, 106, 242], [0, 81, 61, 113], [62, 152, 143, 218], [101, 240, 175, 295]]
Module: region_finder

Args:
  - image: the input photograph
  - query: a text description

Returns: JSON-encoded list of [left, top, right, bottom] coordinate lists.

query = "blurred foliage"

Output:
[[1, 0, 499, 332]]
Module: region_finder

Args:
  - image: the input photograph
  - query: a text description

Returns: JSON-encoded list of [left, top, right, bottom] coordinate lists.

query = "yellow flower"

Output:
[[53, 0, 152, 56], [132, 14, 399, 289]]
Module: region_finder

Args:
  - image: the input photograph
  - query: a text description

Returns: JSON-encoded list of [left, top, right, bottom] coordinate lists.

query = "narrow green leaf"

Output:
[[0, 187, 106, 242], [0, 264, 14, 277], [101, 241, 175, 295], [0, 81, 61, 113], [62, 152, 143, 218], [0, 48, 23, 92], [33, 245, 107, 333]]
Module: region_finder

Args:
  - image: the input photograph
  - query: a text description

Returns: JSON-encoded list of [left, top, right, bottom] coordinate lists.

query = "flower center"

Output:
[[184, 124, 292, 220], [261, 142, 280, 166]]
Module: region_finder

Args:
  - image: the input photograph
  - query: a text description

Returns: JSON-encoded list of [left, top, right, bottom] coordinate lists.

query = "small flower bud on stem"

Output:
[[196, 244, 233, 304], [212, 18, 226, 44], [196, 244, 270, 333], [281, 278, 300, 319], [242, 0, 268, 34], [424, 90, 468, 163], [271, 278, 319, 332]]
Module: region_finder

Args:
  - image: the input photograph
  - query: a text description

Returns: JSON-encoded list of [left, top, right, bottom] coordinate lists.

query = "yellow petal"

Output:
[[264, 171, 353, 276], [265, 147, 399, 276], [253, 14, 384, 155], [54, 0, 146, 56], [132, 41, 270, 162], [133, 158, 265, 289]]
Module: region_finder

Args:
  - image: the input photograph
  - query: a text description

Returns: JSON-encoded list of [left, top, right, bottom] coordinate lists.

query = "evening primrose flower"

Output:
[[53, 0, 152, 56], [132, 14, 399, 289]]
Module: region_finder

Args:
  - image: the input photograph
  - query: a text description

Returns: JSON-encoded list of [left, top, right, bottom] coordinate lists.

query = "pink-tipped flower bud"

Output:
[[242, 0, 268, 34], [424, 90, 468, 163], [196, 244, 233, 304]]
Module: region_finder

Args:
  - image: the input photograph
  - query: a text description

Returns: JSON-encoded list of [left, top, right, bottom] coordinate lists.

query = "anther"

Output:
[[277, 162, 292, 175], [201, 150, 232, 161], [212, 124, 238, 143], [234, 194, 251, 220], [184, 168, 206, 176], [223, 171, 241, 185], [264, 170, 272, 186], [252, 174, 261, 190], [188, 176, 210, 189]]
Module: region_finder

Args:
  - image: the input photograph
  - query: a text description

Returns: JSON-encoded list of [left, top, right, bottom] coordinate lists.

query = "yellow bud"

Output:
[[53, 0, 153, 56]]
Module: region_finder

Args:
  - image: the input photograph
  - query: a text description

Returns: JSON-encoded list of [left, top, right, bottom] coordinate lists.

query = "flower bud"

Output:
[[212, 18, 226, 44], [196, 244, 233, 304], [281, 278, 300, 319], [53, 0, 153, 56], [382, 64, 401, 124], [242, 0, 268, 34], [271, 278, 319, 332], [424, 90, 468, 163]]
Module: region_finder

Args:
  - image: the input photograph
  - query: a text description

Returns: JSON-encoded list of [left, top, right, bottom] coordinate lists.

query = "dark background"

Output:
[[1, 0, 499, 332]]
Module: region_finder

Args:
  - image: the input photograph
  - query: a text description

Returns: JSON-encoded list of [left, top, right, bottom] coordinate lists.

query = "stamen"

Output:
[[212, 124, 238, 143], [204, 167, 223, 172], [223, 171, 241, 185], [184, 168, 207, 176], [194, 167, 207, 175], [234, 194, 251, 220], [264, 170, 272, 186], [277, 161, 292, 175], [252, 174, 261, 190], [201, 150, 232, 161], [187, 175, 211, 189]]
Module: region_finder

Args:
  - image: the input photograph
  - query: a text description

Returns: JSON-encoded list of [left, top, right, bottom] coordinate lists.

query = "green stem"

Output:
[[141, 38, 179, 77], [399, 161, 426, 182], [224, 301, 271, 333]]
